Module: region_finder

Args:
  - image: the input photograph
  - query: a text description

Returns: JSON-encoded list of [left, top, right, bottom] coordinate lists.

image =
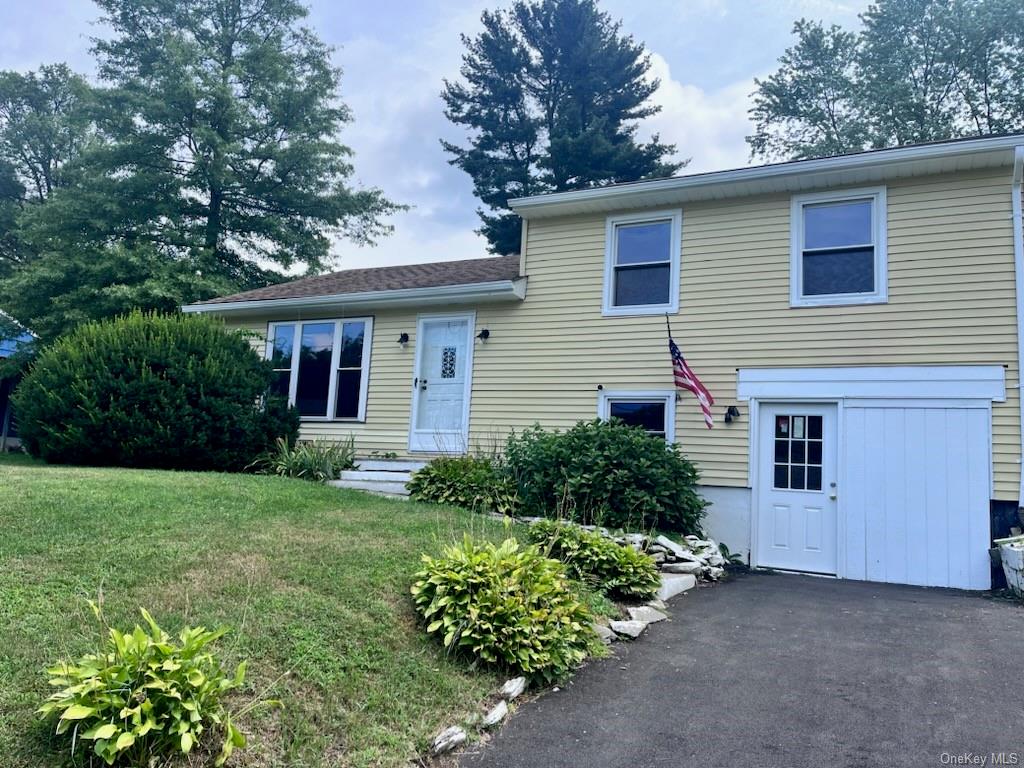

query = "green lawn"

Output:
[[0, 455, 511, 767]]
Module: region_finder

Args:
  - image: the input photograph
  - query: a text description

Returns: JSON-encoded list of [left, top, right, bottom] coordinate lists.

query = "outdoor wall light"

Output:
[[724, 405, 741, 424], [476, 328, 490, 341], [397, 332, 409, 346]]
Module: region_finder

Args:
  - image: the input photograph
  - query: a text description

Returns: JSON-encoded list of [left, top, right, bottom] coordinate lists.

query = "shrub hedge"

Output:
[[505, 419, 707, 533], [13, 311, 298, 470]]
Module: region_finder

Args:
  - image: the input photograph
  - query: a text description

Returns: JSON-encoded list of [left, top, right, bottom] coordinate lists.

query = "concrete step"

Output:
[[329, 478, 411, 497], [356, 459, 428, 472], [339, 469, 412, 483], [658, 573, 697, 602]]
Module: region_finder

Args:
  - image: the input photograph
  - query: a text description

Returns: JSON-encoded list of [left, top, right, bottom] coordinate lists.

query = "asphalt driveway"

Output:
[[462, 572, 1024, 768]]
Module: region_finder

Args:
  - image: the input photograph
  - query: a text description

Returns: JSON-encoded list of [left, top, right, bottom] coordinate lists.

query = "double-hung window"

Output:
[[790, 187, 887, 307], [266, 317, 373, 421], [597, 390, 676, 442], [603, 210, 682, 316]]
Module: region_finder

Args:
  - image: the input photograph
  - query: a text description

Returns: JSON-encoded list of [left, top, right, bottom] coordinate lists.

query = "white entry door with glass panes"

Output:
[[267, 318, 373, 421], [756, 404, 838, 575], [409, 315, 473, 453]]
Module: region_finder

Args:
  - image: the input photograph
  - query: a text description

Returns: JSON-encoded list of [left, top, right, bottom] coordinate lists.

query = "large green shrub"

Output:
[[526, 520, 660, 601], [406, 456, 518, 515], [411, 535, 595, 682], [13, 311, 299, 470], [505, 419, 707, 533], [39, 605, 248, 767]]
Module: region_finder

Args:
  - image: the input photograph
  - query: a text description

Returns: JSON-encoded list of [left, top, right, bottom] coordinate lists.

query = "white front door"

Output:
[[409, 314, 474, 453], [757, 403, 838, 575]]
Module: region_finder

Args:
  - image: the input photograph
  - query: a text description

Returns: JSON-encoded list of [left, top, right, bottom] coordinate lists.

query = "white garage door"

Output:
[[841, 403, 992, 590]]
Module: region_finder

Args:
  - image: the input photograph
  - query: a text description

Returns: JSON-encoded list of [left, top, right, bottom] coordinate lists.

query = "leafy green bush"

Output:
[[527, 520, 660, 600], [505, 419, 707, 533], [252, 436, 356, 481], [39, 604, 248, 766], [407, 456, 518, 515], [411, 535, 595, 682], [13, 311, 299, 471]]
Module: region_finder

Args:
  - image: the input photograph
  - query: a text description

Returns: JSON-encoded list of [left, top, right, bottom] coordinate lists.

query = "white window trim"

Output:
[[596, 389, 677, 443], [602, 209, 682, 317], [790, 186, 888, 308], [266, 317, 374, 422]]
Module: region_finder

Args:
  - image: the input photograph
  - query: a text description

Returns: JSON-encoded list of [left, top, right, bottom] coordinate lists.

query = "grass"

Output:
[[0, 455, 515, 767]]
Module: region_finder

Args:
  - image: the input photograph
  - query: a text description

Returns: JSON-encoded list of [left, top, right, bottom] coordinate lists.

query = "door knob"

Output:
[[829, 494, 837, 500], [420, 379, 428, 391]]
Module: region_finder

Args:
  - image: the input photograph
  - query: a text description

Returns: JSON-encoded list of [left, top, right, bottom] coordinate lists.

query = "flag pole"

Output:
[[665, 312, 672, 340]]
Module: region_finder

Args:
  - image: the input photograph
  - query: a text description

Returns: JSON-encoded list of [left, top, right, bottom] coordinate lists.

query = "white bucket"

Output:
[[995, 534, 1024, 596]]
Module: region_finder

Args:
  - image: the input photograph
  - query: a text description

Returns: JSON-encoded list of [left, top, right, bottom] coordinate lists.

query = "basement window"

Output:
[[597, 390, 676, 442], [790, 187, 887, 307], [266, 318, 373, 421]]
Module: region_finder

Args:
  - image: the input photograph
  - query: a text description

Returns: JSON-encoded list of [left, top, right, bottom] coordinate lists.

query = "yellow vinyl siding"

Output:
[[498, 166, 1020, 499], [220, 165, 1020, 500]]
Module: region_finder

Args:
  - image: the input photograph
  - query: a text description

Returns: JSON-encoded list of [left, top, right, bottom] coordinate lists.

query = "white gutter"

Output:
[[181, 278, 527, 314], [509, 133, 1024, 215], [1012, 145, 1024, 507]]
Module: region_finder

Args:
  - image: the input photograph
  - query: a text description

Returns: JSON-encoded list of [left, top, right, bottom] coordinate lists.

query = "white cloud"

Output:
[[642, 52, 757, 175], [326, 3, 491, 269]]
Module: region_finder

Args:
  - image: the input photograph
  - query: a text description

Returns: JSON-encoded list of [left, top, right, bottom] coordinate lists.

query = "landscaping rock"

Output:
[[646, 598, 667, 610], [483, 700, 509, 728], [658, 573, 697, 601], [517, 517, 731, 586], [609, 620, 648, 639], [627, 605, 667, 624], [500, 676, 527, 701], [661, 561, 703, 575], [593, 623, 616, 644], [431, 726, 467, 755], [654, 535, 689, 560], [622, 533, 648, 548]]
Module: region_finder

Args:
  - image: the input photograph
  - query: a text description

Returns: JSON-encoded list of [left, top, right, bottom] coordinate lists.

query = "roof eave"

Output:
[[182, 277, 527, 316], [508, 134, 1024, 218]]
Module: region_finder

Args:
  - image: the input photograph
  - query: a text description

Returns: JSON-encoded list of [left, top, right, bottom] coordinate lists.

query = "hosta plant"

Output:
[[39, 603, 249, 766], [527, 520, 661, 600], [411, 535, 595, 682], [406, 456, 518, 515]]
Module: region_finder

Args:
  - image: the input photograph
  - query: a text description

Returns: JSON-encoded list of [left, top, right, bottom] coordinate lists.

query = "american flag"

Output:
[[669, 336, 714, 429]]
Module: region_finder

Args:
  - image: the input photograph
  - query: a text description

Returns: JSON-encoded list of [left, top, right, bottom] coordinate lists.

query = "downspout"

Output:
[[518, 218, 529, 278], [1012, 146, 1024, 506]]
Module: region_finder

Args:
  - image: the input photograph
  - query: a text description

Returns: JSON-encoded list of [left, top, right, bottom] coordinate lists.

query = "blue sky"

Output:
[[1, 0, 869, 270]]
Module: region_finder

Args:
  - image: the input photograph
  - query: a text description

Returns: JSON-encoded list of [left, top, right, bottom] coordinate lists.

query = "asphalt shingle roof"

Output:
[[195, 254, 523, 305]]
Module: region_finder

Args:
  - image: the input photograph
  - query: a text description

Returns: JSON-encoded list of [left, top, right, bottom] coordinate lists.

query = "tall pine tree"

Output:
[[443, 0, 682, 255]]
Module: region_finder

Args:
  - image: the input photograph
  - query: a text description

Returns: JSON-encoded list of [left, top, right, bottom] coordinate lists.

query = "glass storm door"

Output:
[[757, 403, 838, 575], [409, 316, 472, 453]]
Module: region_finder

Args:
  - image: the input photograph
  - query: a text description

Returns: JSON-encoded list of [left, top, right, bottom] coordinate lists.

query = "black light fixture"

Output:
[[476, 328, 490, 341], [397, 332, 409, 346], [724, 405, 741, 424]]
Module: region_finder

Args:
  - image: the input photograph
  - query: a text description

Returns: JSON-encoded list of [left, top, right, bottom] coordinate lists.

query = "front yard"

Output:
[[0, 455, 509, 767]]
